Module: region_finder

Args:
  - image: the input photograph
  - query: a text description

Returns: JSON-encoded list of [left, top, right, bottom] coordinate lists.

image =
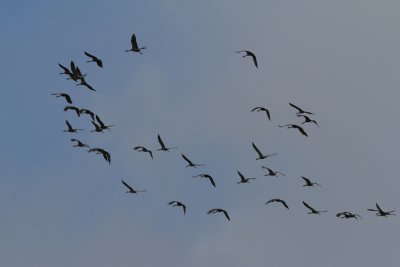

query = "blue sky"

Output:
[[1, 1, 400, 266]]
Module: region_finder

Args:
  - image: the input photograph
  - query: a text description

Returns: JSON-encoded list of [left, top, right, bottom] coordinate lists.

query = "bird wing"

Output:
[[207, 209, 216, 214], [303, 201, 316, 212], [295, 125, 308, 137], [95, 115, 106, 128], [182, 204, 186, 214], [208, 176, 216, 187], [248, 51, 258, 68], [281, 200, 289, 209], [157, 134, 166, 149], [65, 120, 73, 130], [181, 154, 193, 165], [63, 94, 72, 104], [58, 63, 70, 73], [131, 33, 139, 50], [237, 171, 245, 181], [265, 109, 270, 120], [252, 142, 263, 158], [376, 203, 384, 213], [84, 51, 96, 60], [222, 210, 230, 221], [168, 201, 176, 205], [301, 176, 311, 184], [251, 107, 261, 112], [121, 179, 134, 191], [289, 103, 303, 112]]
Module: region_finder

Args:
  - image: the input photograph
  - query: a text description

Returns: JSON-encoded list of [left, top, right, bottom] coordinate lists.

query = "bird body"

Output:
[[367, 203, 395, 217], [252, 142, 277, 160], [207, 208, 230, 221], [251, 107, 270, 120], [297, 114, 319, 127], [301, 176, 321, 187], [237, 170, 256, 184], [71, 138, 90, 148], [125, 34, 146, 54], [168, 201, 186, 214], [302, 201, 327, 215], [63, 120, 83, 133], [121, 179, 146, 194], [289, 103, 314, 115], [279, 124, 308, 137], [193, 174, 216, 187], [336, 211, 362, 220], [265, 198, 289, 209], [51, 92, 72, 104], [88, 148, 111, 164], [181, 153, 205, 167], [235, 50, 258, 68], [157, 134, 178, 152], [262, 166, 285, 177], [64, 105, 81, 117], [134, 146, 153, 159], [84, 51, 103, 67]]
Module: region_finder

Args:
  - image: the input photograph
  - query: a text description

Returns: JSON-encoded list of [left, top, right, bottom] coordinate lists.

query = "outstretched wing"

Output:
[[181, 153, 193, 165], [295, 125, 308, 137], [84, 51, 96, 60], [222, 210, 230, 221], [289, 103, 303, 112], [121, 179, 134, 192], [157, 134, 165, 149], [302, 201, 316, 212], [248, 51, 258, 68], [301, 176, 311, 184], [252, 142, 263, 158], [131, 33, 139, 50]]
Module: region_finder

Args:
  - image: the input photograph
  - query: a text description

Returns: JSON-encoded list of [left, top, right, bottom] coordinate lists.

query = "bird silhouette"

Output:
[[125, 33, 146, 54], [265, 198, 289, 209], [84, 51, 103, 67], [235, 50, 258, 68], [64, 105, 81, 117], [252, 142, 277, 160], [90, 120, 104, 133], [88, 148, 111, 164], [95, 115, 115, 131], [297, 114, 319, 127], [301, 176, 321, 187], [58, 63, 73, 77], [193, 174, 216, 187], [279, 124, 308, 137], [70, 138, 90, 148], [76, 74, 96, 91], [302, 201, 328, 215], [157, 134, 178, 152], [181, 153, 205, 168], [121, 179, 146, 194], [289, 103, 314, 115], [336, 212, 362, 220], [68, 61, 86, 81], [134, 146, 153, 159], [237, 170, 256, 184], [51, 92, 72, 104], [251, 107, 270, 120], [168, 201, 186, 215], [207, 208, 230, 221], [367, 203, 395, 217], [262, 166, 285, 177], [63, 120, 83, 133], [79, 108, 96, 120]]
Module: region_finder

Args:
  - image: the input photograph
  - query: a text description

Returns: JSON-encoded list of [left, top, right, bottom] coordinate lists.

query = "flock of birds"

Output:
[[52, 33, 395, 222]]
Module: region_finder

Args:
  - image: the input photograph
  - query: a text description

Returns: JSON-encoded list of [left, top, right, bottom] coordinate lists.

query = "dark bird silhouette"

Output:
[[58, 63, 73, 77], [289, 103, 314, 115], [265, 198, 289, 209], [157, 134, 178, 152], [207, 208, 230, 221], [252, 142, 277, 160], [88, 148, 111, 164], [76, 75, 96, 91], [235, 50, 258, 68], [301, 176, 321, 187], [70, 138, 90, 148], [63, 120, 83, 133], [90, 120, 104, 133], [125, 33, 146, 54], [95, 115, 115, 131], [251, 107, 270, 120], [134, 146, 153, 159], [51, 92, 72, 104], [193, 173, 216, 187], [367, 203, 395, 217], [84, 51, 103, 67], [302, 201, 328, 215], [336, 211, 362, 220], [297, 114, 319, 127], [262, 166, 285, 177], [68, 61, 86, 81], [64, 105, 81, 117], [121, 179, 146, 194], [168, 201, 186, 215], [181, 153, 205, 168], [279, 124, 308, 137], [79, 108, 96, 120], [237, 170, 256, 184]]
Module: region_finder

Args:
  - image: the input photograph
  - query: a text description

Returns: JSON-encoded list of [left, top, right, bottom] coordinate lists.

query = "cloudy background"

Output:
[[1, 1, 400, 266]]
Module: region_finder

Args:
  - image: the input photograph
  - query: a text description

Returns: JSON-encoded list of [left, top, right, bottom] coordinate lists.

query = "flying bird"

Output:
[[251, 107, 270, 120], [90, 120, 104, 133], [84, 51, 103, 67], [262, 166, 285, 177], [235, 50, 258, 68], [297, 114, 319, 127], [367, 203, 395, 217], [88, 148, 111, 164], [302, 201, 328, 215], [237, 170, 256, 184], [279, 124, 308, 137], [252, 142, 277, 160], [95, 115, 115, 131], [301, 176, 321, 187], [134, 146, 153, 159], [289, 103, 314, 115], [70, 138, 90, 148], [193, 174, 216, 187], [265, 198, 289, 209], [168, 201, 186, 215], [207, 208, 230, 221], [68, 61, 86, 81], [63, 120, 83, 133], [121, 179, 146, 194], [125, 33, 146, 54], [157, 134, 178, 152], [64, 105, 81, 117], [181, 153, 205, 168], [76, 75, 96, 91], [51, 92, 72, 104], [79, 108, 96, 120], [58, 63, 73, 77], [336, 212, 362, 220]]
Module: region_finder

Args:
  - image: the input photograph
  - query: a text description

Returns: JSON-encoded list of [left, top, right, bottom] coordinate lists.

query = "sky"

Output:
[[1, 1, 400, 266]]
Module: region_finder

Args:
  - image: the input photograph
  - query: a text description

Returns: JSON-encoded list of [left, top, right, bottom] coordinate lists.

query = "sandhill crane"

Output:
[[301, 176, 321, 187], [125, 33, 146, 54], [265, 198, 289, 209], [237, 170, 256, 184], [90, 120, 104, 133], [51, 92, 72, 104], [367, 203, 395, 217], [207, 208, 230, 221], [134, 146, 153, 159], [252, 142, 277, 160], [58, 63, 73, 77], [289, 103, 314, 115], [181, 153, 205, 168], [69, 61, 86, 81], [279, 124, 308, 137], [64, 105, 81, 117], [157, 134, 178, 152], [193, 174, 216, 187], [70, 138, 90, 148], [121, 179, 146, 194], [336, 212, 362, 220], [63, 120, 83, 133], [251, 107, 270, 120], [79, 108, 96, 120], [168, 201, 186, 215], [88, 148, 111, 164], [297, 114, 319, 127], [302, 201, 328, 215], [235, 50, 258, 68], [84, 51, 103, 67], [262, 166, 285, 177], [95, 115, 114, 131]]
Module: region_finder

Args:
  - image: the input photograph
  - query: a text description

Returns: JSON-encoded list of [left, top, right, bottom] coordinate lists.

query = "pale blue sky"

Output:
[[1, 1, 400, 266]]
